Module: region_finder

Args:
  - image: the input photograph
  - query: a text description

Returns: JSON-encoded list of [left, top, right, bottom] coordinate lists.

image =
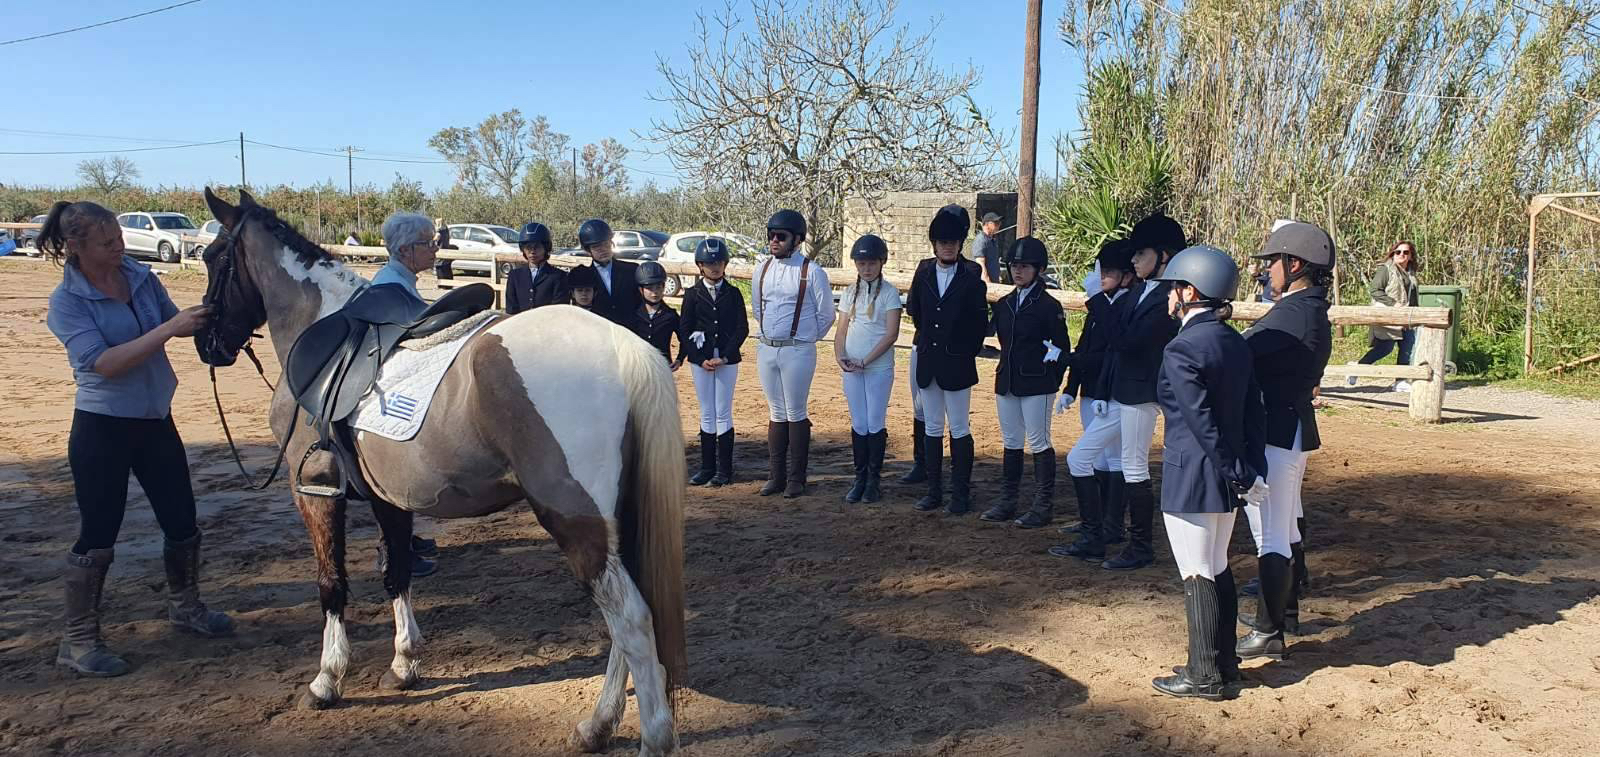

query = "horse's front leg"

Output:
[[371, 500, 422, 691], [294, 492, 351, 709]]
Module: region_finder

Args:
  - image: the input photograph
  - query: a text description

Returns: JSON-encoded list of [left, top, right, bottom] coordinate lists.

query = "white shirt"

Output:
[[752, 254, 835, 343], [593, 262, 613, 294], [702, 279, 723, 299], [1181, 305, 1213, 326], [1012, 282, 1037, 310], [1138, 279, 1160, 304], [936, 262, 957, 297], [839, 279, 903, 372]]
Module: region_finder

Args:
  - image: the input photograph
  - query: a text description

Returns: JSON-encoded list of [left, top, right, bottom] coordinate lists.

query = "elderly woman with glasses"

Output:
[[372, 212, 441, 307]]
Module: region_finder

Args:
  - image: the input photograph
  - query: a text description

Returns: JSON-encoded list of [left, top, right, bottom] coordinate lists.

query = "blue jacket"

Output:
[[1157, 310, 1267, 514], [47, 256, 180, 419], [1243, 286, 1331, 451], [1099, 280, 1180, 406]]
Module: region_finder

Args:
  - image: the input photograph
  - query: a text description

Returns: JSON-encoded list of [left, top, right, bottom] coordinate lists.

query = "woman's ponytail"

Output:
[[35, 200, 116, 267]]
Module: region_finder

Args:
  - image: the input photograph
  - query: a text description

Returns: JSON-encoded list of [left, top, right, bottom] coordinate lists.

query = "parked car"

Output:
[[0, 229, 15, 256], [188, 219, 223, 259], [117, 212, 200, 263], [20, 214, 47, 252], [659, 231, 761, 297], [443, 223, 521, 276]]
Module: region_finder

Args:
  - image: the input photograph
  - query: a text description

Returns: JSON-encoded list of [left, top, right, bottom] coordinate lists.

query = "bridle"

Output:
[[198, 211, 295, 491]]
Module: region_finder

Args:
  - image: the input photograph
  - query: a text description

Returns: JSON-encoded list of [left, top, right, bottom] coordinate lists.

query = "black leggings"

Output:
[[68, 410, 197, 553]]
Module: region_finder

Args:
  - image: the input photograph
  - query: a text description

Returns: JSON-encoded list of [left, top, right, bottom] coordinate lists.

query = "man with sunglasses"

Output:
[[752, 209, 835, 498]]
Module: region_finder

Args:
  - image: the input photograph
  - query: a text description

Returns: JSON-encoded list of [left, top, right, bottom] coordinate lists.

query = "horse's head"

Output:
[[196, 187, 270, 367]]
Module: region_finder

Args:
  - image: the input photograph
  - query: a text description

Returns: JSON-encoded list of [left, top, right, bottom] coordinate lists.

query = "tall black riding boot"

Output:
[[844, 432, 869, 504], [1152, 576, 1228, 700], [784, 419, 812, 498], [1014, 448, 1057, 528], [1098, 470, 1126, 544], [1237, 553, 1292, 660], [913, 435, 945, 511], [1213, 568, 1242, 681], [899, 419, 928, 484], [690, 431, 717, 486], [1287, 539, 1306, 633], [980, 448, 1024, 522], [759, 421, 790, 496], [862, 430, 887, 503], [1104, 479, 1155, 570], [946, 435, 975, 515], [710, 430, 735, 487], [1049, 475, 1104, 560]]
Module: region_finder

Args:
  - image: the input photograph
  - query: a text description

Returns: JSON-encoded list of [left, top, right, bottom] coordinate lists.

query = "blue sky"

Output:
[[3, 0, 1084, 191]]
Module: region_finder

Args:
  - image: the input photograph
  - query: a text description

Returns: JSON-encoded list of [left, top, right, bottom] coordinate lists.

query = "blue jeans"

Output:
[[1360, 328, 1416, 366]]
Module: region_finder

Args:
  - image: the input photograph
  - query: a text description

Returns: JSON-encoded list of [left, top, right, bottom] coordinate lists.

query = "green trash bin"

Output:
[[1416, 285, 1466, 366]]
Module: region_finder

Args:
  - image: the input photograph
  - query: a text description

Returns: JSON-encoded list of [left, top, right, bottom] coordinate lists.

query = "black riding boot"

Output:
[[946, 435, 975, 515], [1213, 568, 1242, 681], [862, 430, 887, 503], [1287, 539, 1306, 633], [1104, 479, 1155, 570], [1237, 553, 1292, 660], [710, 430, 735, 487], [759, 421, 789, 496], [783, 419, 811, 498], [980, 448, 1024, 522], [690, 431, 717, 486], [1049, 475, 1104, 560], [844, 432, 869, 504], [899, 419, 928, 484], [1152, 576, 1228, 700], [1101, 471, 1127, 545], [1014, 448, 1057, 528], [913, 435, 944, 511]]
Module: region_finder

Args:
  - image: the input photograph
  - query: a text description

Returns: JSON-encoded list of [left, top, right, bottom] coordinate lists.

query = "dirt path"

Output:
[[2, 260, 1597, 756]]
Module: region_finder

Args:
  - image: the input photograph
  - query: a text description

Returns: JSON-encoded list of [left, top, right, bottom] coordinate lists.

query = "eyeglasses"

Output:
[[768, 231, 792, 242]]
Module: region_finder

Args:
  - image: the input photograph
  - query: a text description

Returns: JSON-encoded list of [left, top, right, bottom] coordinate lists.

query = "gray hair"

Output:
[[382, 212, 435, 258]]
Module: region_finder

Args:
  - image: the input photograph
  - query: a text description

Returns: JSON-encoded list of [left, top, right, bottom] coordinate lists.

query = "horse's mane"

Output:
[[245, 205, 339, 271]]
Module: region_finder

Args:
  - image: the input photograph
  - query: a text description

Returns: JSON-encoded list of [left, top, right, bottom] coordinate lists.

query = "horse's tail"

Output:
[[615, 336, 687, 706]]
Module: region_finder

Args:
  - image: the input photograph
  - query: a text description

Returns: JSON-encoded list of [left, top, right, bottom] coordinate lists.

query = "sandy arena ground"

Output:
[[2, 258, 1598, 755]]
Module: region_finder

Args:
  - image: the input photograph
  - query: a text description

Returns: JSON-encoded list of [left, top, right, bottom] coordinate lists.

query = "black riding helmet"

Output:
[[1156, 245, 1240, 305], [517, 221, 552, 250], [849, 234, 889, 260], [767, 209, 807, 241], [1007, 236, 1048, 267], [928, 204, 971, 243], [695, 237, 732, 263], [577, 219, 612, 250], [1096, 238, 1135, 273], [567, 264, 600, 290], [1130, 213, 1187, 259], [636, 261, 668, 287]]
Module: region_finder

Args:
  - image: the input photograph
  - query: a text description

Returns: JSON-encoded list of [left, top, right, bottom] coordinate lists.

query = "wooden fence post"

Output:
[[1408, 326, 1447, 423]]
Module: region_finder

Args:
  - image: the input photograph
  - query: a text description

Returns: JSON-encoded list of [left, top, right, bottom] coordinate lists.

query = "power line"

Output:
[[0, 127, 211, 145], [244, 139, 451, 164], [0, 0, 207, 47], [0, 139, 232, 156]]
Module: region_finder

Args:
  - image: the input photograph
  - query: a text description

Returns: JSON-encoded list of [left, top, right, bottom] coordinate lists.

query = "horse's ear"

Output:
[[238, 188, 259, 208], [204, 187, 238, 231]]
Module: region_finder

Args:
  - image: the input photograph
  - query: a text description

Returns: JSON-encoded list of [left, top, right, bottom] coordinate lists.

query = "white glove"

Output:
[[1092, 399, 1108, 416], [689, 331, 706, 349], [1042, 340, 1062, 363], [1243, 477, 1270, 507], [1055, 394, 1075, 414], [1082, 261, 1102, 295]]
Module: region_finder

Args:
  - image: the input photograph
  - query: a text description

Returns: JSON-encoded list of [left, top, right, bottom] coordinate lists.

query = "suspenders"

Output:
[[756, 255, 811, 341]]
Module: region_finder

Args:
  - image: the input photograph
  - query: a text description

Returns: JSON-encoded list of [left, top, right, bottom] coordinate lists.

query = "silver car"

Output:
[[117, 212, 199, 263]]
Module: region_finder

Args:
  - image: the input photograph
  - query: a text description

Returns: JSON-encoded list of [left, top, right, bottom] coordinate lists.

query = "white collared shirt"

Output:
[[936, 262, 957, 297], [1137, 278, 1160, 304], [594, 262, 613, 293], [752, 254, 835, 342]]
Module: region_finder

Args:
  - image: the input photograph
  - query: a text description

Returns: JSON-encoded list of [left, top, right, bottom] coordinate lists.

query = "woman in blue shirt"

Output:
[[42, 200, 234, 678]]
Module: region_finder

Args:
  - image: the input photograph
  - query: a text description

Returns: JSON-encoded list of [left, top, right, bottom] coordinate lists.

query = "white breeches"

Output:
[[996, 393, 1055, 453], [1079, 401, 1122, 472], [691, 362, 739, 434], [908, 350, 924, 422], [1067, 401, 1122, 477], [1164, 510, 1237, 580], [842, 367, 894, 434], [1116, 401, 1160, 483], [1246, 425, 1308, 558], [920, 385, 972, 439], [757, 342, 817, 422]]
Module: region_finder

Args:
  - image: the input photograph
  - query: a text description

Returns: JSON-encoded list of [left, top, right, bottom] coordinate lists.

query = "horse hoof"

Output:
[[297, 689, 339, 711], [379, 669, 418, 691], [570, 720, 610, 753]]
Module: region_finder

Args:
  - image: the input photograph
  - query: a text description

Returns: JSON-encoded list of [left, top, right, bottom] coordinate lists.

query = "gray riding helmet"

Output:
[[1155, 245, 1240, 301], [1252, 221, 1335, 268]]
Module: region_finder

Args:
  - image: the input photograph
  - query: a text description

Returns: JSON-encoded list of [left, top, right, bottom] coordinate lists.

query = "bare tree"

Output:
[[582, 137, 631, 194], [429, 109, 531, 198], [77, 157, 140, 193], [649, 0, 1008, 256]]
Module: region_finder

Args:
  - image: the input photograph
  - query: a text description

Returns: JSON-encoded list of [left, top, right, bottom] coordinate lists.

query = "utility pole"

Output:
[[238, 132, 246, 189], [339, 146, 363, 231], [1017, 0, 1043, 237], [571, 147, 579, 212]]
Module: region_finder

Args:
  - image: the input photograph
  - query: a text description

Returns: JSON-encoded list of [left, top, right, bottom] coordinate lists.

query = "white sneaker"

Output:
[[1393, 380, 1412, 393], [1345, 362, 1359, 387]]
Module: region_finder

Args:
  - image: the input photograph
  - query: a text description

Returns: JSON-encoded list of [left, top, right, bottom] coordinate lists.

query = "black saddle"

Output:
[[284, 282, 495, 498]]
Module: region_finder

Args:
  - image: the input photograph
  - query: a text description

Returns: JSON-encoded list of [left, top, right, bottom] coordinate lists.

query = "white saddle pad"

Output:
[[350, 313, 497, 441]]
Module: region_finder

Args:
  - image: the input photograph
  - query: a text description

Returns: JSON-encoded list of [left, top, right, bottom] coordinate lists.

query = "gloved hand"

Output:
[[1243, 477, 1270, 507], [1092, 399, 1108, 416], [1043, 340, 1062, 363], [689, 331, 706, 349], [1082, 261, 1102, 295], [1055, 394, 1075, 414]]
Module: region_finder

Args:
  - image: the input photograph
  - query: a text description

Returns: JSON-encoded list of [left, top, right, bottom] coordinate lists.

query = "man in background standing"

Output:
[[973, 211, 1006, 284]]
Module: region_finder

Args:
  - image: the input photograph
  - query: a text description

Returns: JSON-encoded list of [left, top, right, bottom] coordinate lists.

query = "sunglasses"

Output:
[[768, 231, 792, 242]]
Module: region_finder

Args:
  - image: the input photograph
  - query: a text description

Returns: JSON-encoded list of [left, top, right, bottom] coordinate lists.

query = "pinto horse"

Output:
[[195, 189, 686, 755]]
